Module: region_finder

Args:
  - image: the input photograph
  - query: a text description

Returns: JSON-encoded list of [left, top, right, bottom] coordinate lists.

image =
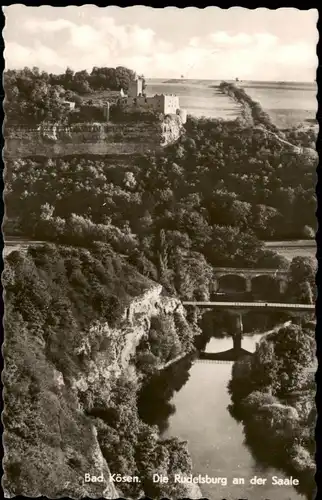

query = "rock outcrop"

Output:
[[5, 114, 185, 158], [3, 272, 196, 498], [161, 114, 186, 146], [71, 284, 186, 397]]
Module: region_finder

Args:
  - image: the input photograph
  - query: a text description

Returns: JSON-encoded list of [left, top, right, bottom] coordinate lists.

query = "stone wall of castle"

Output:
[[77, 103, 110, 122], [128, 78, 143, 98], [120, 94, 181, 116]]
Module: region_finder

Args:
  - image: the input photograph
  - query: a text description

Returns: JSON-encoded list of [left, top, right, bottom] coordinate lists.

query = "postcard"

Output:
[[2, 5, 318, 500]]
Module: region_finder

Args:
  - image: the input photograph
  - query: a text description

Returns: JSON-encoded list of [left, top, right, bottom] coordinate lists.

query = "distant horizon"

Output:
[[4, 66, 316, 86], [147, 77, 316, 84]]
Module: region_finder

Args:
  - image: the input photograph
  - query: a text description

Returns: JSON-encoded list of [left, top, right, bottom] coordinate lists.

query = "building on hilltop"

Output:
[[119, 76, 186, 123], [60, 97, 110, 122], [62, 100, 76, 111], [128, 77, 143, 98], [72, 102, 110, 122]]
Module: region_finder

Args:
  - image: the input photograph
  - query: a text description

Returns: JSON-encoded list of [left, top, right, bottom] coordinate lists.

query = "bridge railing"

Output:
[[182, 301, 315, 311], [212, 267, 289, 274]]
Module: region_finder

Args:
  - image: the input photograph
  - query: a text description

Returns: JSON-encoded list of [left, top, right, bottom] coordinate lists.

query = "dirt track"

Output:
[[3, 237, 46, 257]]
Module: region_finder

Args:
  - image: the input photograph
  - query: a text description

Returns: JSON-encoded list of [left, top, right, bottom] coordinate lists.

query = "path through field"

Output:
[[3, 237, 46, 257], [264, 240, 316, 261]]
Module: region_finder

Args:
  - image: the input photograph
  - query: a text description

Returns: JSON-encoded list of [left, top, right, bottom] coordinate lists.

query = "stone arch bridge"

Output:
[[212, 267, 289, 295], [183, 301, 315, 362]]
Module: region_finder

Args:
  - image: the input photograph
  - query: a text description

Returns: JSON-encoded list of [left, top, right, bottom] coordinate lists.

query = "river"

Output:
[[140, 331, 307, 500]]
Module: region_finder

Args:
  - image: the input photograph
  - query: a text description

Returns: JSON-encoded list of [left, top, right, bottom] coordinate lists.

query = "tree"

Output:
[[251, 204, 281, 238], [228, 199, 252, 227], [72, 70, 91, 93], [258, 324, 314, 396], [302, 225, 315, 239], [288, 256, 316, 303], [256, 250, 289, 270]]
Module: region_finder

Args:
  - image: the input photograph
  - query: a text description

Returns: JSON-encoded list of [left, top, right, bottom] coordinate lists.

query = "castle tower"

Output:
[[128, 77, 143, 98], [102, 102, 110, 121]]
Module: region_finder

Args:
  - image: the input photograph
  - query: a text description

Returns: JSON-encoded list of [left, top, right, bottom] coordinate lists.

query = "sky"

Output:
[[3, 5, 318, 82]]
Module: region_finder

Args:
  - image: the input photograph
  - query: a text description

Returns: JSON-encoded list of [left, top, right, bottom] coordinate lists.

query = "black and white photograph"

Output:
[[1, 5, 318, 500]]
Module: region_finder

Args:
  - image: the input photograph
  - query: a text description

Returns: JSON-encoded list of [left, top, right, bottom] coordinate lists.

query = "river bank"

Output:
[[139, 326, 310, 500], [229, 322, 316, 500]]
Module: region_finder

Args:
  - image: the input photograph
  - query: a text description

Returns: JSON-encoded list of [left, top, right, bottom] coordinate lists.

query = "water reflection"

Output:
[[139, 332, 307, 500], [138, 355, 194, 433]]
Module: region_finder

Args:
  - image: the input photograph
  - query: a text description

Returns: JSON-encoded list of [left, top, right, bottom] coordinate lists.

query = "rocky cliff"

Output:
[[4, 114, 185, 158], [71, 284, 185, 398], [161, 114, 186, 146], [3, 245, 199, 498]]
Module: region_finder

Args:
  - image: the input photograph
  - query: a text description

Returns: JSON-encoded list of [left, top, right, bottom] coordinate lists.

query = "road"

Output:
[[3, 237, 49, 257]]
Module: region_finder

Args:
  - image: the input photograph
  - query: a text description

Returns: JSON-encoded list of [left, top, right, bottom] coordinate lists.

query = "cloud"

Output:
[[22, 15, 172, 58], [3, 14, 317, 81], [252, 33, 279, 47], [24, 18, 72, 33], [209, 31, 253, 46], [69, 25, 103, 51], [4, 41, 68, 70], [189, 37, 201, 48], [96, 17, 173, 56], [276, 41, 317, 66]]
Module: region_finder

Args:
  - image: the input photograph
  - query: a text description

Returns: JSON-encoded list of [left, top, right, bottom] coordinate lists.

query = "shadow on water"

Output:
[[138, 355, 195, 433], [138, 324, 314, 500]]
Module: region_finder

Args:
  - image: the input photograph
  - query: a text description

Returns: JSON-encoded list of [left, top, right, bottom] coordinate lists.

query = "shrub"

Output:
[[241, 390, 278, 414], [135, 352, 159, 375]]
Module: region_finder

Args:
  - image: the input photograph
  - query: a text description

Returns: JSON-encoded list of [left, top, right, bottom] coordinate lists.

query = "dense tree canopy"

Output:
[[4, 65, 137, 126], [5, 110, 316, 297], [3, 242, 196, 498], [287, 256, 316, 304], [228, 321, 316, 498], [4, 68, 317, 499]]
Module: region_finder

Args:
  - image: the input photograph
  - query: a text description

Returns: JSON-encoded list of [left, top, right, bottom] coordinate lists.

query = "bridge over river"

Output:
[[212, 267, 290, 295], [183, 301, 315, 361], [182, 301, 315, 312]]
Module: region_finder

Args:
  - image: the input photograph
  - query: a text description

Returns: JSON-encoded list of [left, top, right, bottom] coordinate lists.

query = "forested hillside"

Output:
[[4, 66, 142, 126], [3, 64, 317, 499], [229, 322, 316, 498], [3, 243, 199, 498], [5, 115, 316, 301]]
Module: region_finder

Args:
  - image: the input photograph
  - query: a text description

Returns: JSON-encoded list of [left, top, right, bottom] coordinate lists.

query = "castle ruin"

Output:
[[119, 76, 187, 123]]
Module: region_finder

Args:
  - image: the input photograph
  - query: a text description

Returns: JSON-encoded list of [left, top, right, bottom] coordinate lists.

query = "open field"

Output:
[[80, 89, 120, 105], [75, 80, 316, 129], [3, 237, 43, 257], [264, 240, 316, 261], [146, 79, 317, 128], [236, 81, 317, 128], [5, 237, 316, 264]]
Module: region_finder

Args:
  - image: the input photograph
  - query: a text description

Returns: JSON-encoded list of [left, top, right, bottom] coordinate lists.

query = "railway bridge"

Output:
[[183, 301, 315, 362], [212, 267, 289, 295]]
